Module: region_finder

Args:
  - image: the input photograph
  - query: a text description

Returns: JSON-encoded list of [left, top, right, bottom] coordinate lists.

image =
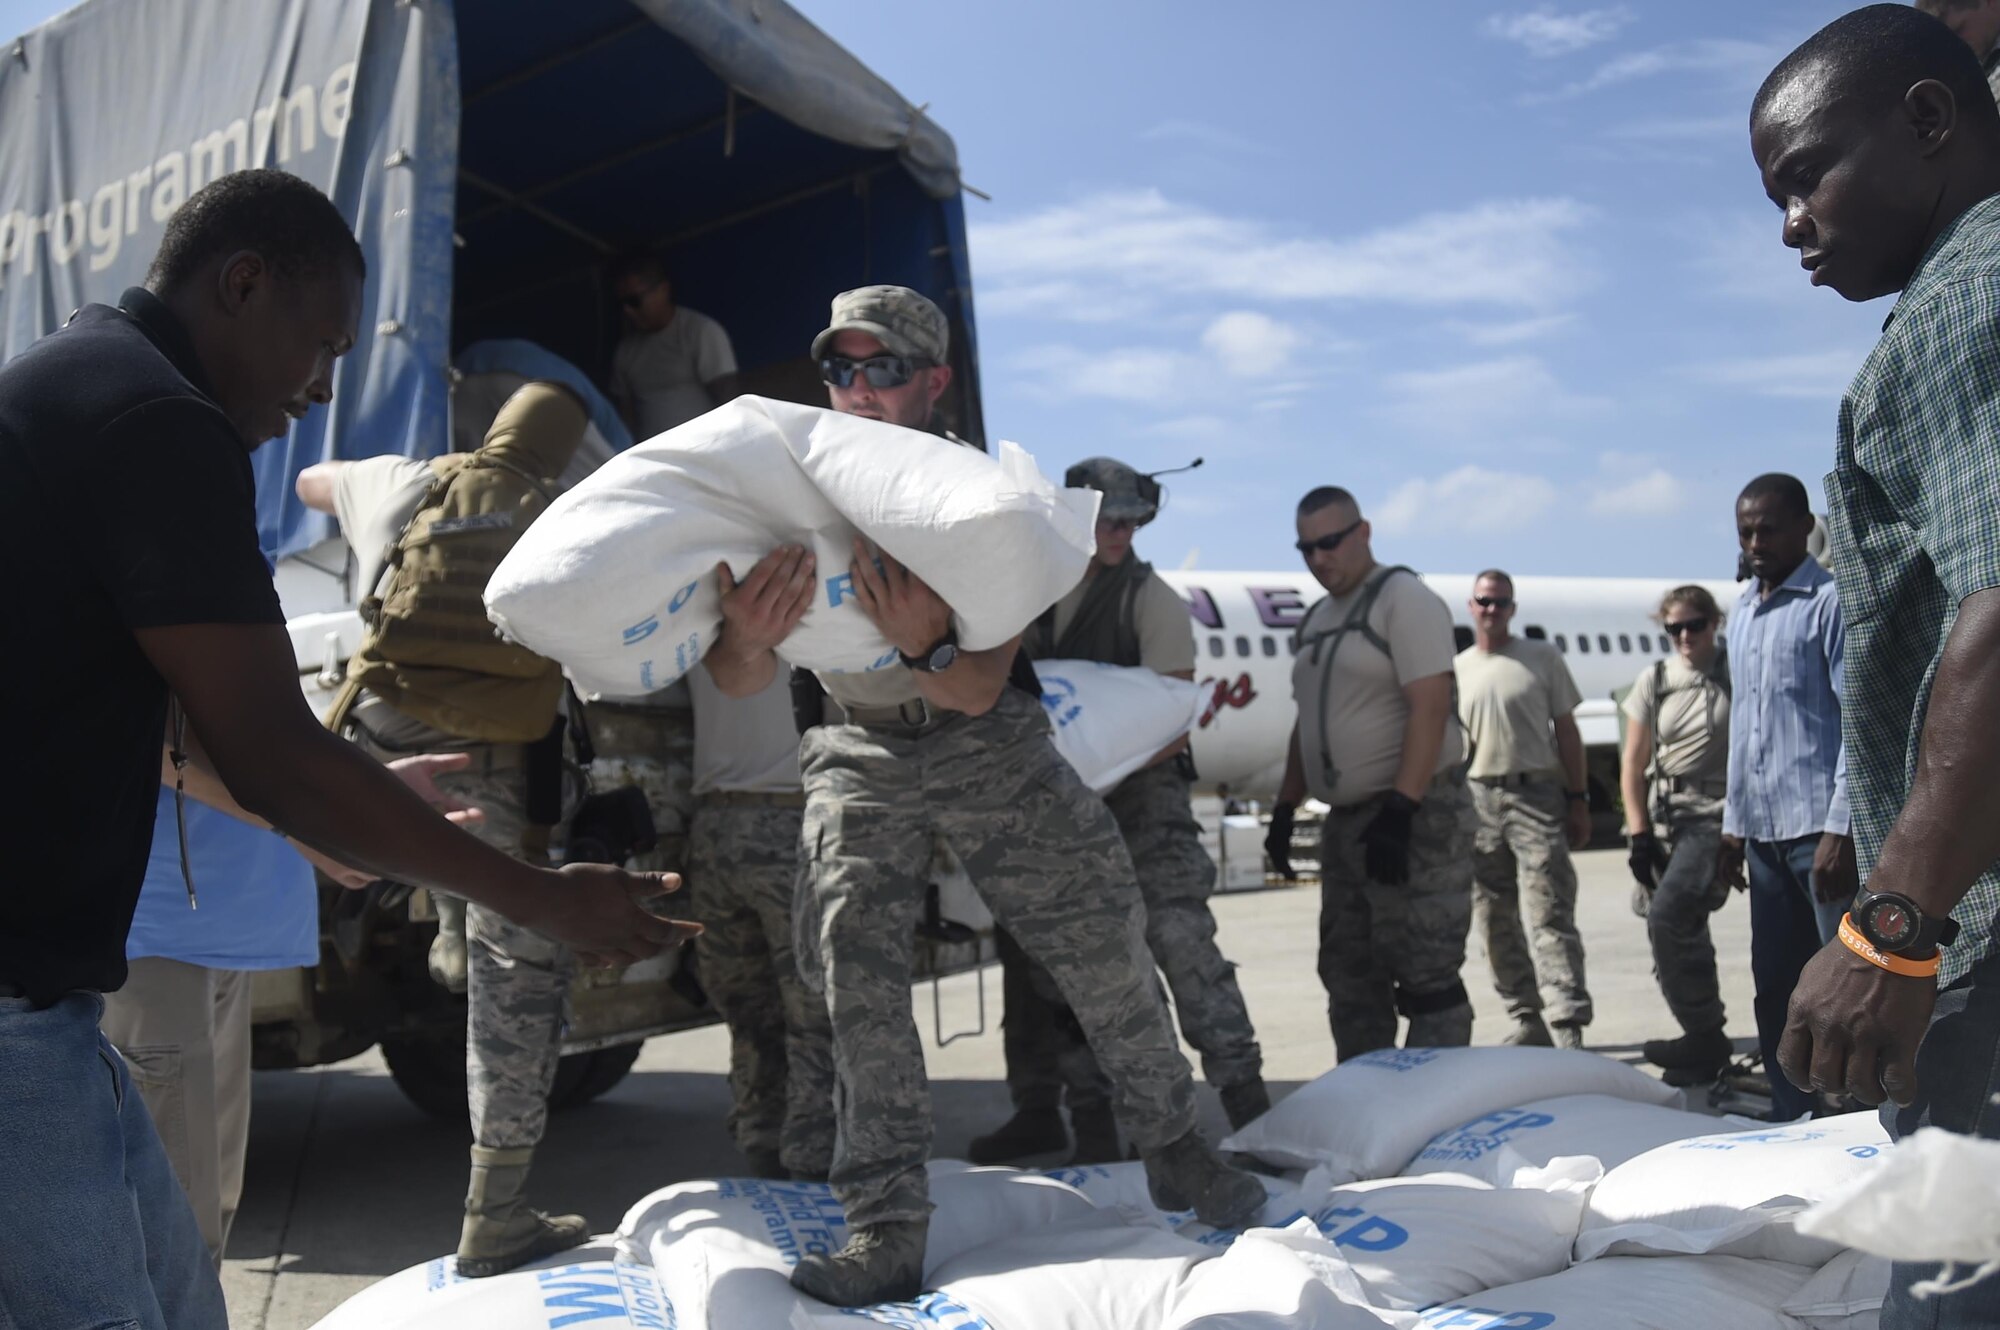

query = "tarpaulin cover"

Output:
[[0, 0, 979, 559]]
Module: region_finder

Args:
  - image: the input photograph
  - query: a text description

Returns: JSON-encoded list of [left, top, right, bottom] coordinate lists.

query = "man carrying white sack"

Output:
[[969, 455, 1268, 1168], [704, 286, 1265, 1307]]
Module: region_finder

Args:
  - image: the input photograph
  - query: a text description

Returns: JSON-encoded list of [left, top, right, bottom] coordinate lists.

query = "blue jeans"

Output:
[[1882, 945, 2000, 1328], [0, 992, 223, 1329], [1749, 834, 1844, 1121]]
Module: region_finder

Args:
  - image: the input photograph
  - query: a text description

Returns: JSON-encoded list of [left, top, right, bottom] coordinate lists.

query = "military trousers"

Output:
[[1317, 774, 1476, 1062], [1470, 777, 1591, 1028], [687, 800, 836, 1176], [1646, 810, 1728, 1038], [581, 701, 695, 874], [800, 687, 1198, 1226], [1002, 762, 1263, 1113]]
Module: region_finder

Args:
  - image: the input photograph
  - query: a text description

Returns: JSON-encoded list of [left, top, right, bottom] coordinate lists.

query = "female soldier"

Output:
[[1620, 585, 1734, 1086]]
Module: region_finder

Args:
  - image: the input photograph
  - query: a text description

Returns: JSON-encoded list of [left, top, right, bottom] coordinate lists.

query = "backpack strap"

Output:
[[1294, 565, 1418, 794]]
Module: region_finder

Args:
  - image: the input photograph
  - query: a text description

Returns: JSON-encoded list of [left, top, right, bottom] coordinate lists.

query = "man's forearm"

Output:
[[1866, 590, 2000, 919], [911, 642, 1015, 717], [1555, 718, 1586, 792], [1279, 728, 1307, 806], [1393, 692, 1450, 802]]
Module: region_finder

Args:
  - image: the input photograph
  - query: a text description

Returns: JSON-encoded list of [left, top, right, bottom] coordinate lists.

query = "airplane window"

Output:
[[1452, 626, 1474, 652], [1659, 633, 1671, 653], [1208, 634, 1225, 658], [1618, 633, 1632, 653], [1555, 634, 1568, 653], [1597, 634, 1611, 654], [1577, 634, 1590, 654], [1261, 636, 1278, 658], [1638, 634, 1653, 653], [1234, 635, 1251, 657], [1287, 639, 1298, 656], [1523, 625, 1547, 640]]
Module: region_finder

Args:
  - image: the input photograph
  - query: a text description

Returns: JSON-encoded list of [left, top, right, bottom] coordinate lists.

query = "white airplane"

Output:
[[1164, 570, 1743, 805]]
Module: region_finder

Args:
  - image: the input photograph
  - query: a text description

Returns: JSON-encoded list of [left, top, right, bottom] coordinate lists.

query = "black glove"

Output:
[[1627, 830, 1663, 889], [1265, 802, 1297, 880], [1359, 791, 1419, 885]]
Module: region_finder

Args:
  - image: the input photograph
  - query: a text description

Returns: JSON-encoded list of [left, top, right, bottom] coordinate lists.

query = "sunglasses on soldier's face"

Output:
[[1473, 596, 1513, 610], [1295, 518, 1364, 557], [1665, 618, 1710, 637], [819, 354, 928, 389]]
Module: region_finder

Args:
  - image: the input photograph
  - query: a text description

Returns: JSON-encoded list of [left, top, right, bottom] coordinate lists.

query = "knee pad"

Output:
[[1395, 980, 1470, 1018]]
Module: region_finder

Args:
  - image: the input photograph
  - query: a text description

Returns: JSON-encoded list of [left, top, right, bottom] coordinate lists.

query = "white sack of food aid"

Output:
[[1040, 1159, 1305, 1247], [1165, 1220, 1420, 1329], [1219, 1046, 1679, 1179], [920, 1221, 1213, 1330], [1402, 1093, 1731, 1188], [620, 1166, 1113, 1330], [1780, 1247, 1891, 1330], [486, 397, 1097, 698], [309, 1243, 675, 1330], [1035, 660, 1208, 792], [1415, 1254, 1817, 1330], [1797, 1125, 2000, 1273], [1576, 1111, 1892, 1266], [1315, 1163, 1596, 1311]]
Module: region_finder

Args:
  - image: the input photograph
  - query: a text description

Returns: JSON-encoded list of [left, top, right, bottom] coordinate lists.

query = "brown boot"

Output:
[[456, 1145, 589, 1279], [1143, 1129, 1266, 1228], [790, 1219, 927, 1306]]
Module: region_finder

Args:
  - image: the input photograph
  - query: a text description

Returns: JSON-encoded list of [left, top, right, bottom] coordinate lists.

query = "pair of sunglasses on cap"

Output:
[[819, 354, 935, 389]]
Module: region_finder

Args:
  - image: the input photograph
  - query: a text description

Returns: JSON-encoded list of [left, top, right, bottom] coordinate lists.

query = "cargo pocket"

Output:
[[118, 1044, 189, 1168]]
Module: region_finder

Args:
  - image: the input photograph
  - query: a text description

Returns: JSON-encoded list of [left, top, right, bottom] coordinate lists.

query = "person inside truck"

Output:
[[608, 249, 741, 439], [0, 168, 696, 1330]]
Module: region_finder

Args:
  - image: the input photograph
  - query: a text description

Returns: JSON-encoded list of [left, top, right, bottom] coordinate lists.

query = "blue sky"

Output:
[[1, 0, 1889, 578]]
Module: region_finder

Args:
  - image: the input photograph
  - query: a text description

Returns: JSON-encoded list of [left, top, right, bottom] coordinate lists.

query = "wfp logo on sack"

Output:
[[1353, 1047, 1445, 1074], [1038, 674, 1085, 730], [533, 1259, 675, 1329], [1416, 1108, 1557, 1164], [623, 583, 700, 648], [1421, 1306, 1556, 1329], [1682, 1126, 1830, 1152], [716, 1178, 848, 1265], [838, 1291, 991, 1329], [1313, 1204, 1410, 1253]]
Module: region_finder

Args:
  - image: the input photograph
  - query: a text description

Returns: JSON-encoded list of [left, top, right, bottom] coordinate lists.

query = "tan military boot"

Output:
[[1143, 1129, 1266, 1229], [428, 893, 468, 994], [456, 1145, 589, 1278], [789, 1219, 927, 1306]]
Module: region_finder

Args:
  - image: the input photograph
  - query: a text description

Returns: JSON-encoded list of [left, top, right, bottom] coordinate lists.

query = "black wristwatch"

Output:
[[900, 631, 960, 674], [1565, 790, 1589, 804], [1851, 887, 1960, 957]]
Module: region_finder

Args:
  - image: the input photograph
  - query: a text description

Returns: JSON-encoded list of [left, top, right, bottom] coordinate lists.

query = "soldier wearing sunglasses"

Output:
[[1454, 570, 1595, 1052], [1274, 486, 1476, 1061], [702, 287, 1264, 1307]]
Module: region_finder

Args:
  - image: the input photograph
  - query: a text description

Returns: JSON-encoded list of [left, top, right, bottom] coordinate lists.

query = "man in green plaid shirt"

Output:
[[1753, 8, 2000, 1326]]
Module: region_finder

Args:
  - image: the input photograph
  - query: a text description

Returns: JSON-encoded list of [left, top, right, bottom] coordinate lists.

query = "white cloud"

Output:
[[1533, 37, 1782, 101], [1443, 313, 1578, 346], [1686, 349, 1868, 399], [1140, 119, 1274, 157], [1201, 311, 1300, 377], [1376, 354, 1606, 440], [1374, 466, 1559, 535], [1010, 343, 1187, 403], [970, 190, 1595, 319], [1485, 6, 1631, 58], [1586, 451, 1688, 517]]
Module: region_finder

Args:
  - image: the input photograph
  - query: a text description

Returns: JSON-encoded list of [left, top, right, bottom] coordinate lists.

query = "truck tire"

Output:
[[380, 1037, 640, 1122]]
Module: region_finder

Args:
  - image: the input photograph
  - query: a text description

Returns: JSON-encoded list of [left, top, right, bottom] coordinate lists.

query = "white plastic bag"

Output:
[[922, 1221, 1211, 1329], [1219, 1047, 1678, 1180], [309, 1243, 675, 1330], [486, 397, 1096, 697], [1415, 1254, 1817, 1329], [1576, 1111, 1891, 1266], [1033, 660, 1206, 792], [1165, 1220, 1419, 1329], [1403, 1094, 1729, 1188], [1797, 1126, 2000, 1298]]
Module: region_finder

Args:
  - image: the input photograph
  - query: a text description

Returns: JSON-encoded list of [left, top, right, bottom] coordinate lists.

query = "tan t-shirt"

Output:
[[611, 306, 736, 439], [1044, 566, 1197, 675], [1454, 638, 1583, 780], [1292, 569, 1463, 807], [1621, 655, 1730, 785], [687, 665, 801, 795], [333, 454, 433, 598]]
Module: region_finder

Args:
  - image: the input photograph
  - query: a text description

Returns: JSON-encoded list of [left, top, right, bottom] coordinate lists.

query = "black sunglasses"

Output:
[[1473, 595, 1513, 609], [1295, 518, 1365, 557], [619, 282, 661, 311], [820, 354, 929, 389], [1664, 617, 1711, 637]]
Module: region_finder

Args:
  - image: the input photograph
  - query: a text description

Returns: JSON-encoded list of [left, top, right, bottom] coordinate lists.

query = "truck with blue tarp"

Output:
[[0, 0, 988, 1113]]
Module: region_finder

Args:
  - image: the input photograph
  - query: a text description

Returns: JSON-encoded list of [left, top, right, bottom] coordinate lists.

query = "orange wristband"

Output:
[[1838, 913, 1942, 979]]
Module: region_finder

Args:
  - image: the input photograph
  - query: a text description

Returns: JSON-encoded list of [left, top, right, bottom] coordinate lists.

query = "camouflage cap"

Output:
[[811, 285, 949, 364], [1065, 456, 1158, 525]]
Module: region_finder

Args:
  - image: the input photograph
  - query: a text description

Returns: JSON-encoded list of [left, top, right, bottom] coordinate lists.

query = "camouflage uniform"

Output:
[[1004, 762, 1262, 1111], [1645, 792, 1729, 1036], [801, 687, 1198, 1226], [1470, 778, 1591, 1029], [1317, 774, 1476, 1061], [580, 700, 695, 875], [687, 799, 836, 1175]]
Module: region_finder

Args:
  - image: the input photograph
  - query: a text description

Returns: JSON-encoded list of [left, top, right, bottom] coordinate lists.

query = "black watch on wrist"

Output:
[[900, 631, 960, 674], [1851, 887, 1960, 957], [1565, 790, 1589, 803]]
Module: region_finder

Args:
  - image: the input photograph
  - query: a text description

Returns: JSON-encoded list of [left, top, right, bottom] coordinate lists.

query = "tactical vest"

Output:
[[1644, 648, 1732, 804], [330, 451, 566, 743], [1025, 556, 1151, 667]]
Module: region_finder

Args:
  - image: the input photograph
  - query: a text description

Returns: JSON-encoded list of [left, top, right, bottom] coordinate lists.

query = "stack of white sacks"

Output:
[[317, 1045, 1900, 1330]]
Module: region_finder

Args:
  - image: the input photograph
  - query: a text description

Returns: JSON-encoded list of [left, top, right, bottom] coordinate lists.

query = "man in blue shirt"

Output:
[[1718, 473, 1854, 1122]]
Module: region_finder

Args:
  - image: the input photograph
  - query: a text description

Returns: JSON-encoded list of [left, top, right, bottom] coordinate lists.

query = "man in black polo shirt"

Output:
[[0, 171, 695, 1329]]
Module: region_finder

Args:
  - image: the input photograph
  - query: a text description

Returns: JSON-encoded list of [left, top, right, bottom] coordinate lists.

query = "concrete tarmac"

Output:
[[219, 847, 1767, 1328]]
